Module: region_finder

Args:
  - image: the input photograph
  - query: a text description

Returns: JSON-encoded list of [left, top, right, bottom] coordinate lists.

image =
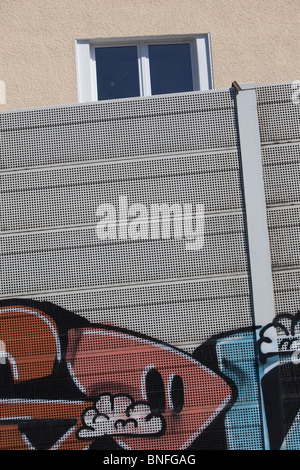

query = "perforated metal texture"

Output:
[[267, 208, 300, 269], [257, 83, 300, 144], [1, 151, 243, 232], [273, 271, 300, 317], [1, 213, 248, 296], [258, 84, 299, 319], [258, 82, 300, 450], [0, 86, 270, 451], [0, 90, 237, 170], [216, 332, 264, 450], [262, 143, 300, 207], [258, 84, 300, 321], [27, 277, 251, 351]]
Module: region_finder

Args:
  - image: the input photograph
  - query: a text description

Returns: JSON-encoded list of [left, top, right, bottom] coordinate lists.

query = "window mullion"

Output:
[[139, 43, 152, 97], [90, 45, 98, 101], [190, 40, 200, 92], [195, 36, 213, 91]]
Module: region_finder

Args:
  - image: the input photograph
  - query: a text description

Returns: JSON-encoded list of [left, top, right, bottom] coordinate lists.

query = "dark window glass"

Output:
[[148, 43, 193, 95], [95, 46, 140, 100]]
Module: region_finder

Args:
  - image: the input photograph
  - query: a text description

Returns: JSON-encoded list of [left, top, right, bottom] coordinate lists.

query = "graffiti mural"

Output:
[[0, 298, 299, 450]]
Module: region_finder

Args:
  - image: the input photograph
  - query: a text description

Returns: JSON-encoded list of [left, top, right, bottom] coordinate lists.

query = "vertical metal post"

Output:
[[234, 82, 282, 449], [235, 82, 275, 326]]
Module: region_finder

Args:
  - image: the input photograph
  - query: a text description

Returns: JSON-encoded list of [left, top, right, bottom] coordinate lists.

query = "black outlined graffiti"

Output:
[[0, 298, 300, 450], [77, 393, 165, 440], [0, 298, 235, 450], [258, 311, 300, 364]]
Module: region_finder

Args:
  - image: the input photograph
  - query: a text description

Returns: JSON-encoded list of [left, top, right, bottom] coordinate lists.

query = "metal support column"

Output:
[[234, 82, 284, 449]]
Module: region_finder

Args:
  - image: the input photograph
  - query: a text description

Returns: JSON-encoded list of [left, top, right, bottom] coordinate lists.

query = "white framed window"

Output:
[[76, 34, 214, 103]]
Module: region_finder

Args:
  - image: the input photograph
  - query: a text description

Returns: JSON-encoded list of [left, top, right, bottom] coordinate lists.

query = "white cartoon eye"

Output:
[[167, 374, 184, 414]]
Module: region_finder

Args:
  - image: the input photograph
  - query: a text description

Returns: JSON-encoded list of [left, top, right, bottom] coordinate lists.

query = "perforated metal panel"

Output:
[[216, 331, 264, 450], [0, 87, 258, 450], [273, 271, 300, 317], [26, 276, 251, 351], [258, 84, 299, 317], [2, 83, 298, 451], [262, 143, 300, 207], [257, 83, 300, 144], [1, 213, 248, 296], [258, 84, 299, 320], [1, 151, 243, 232], [267, 207, 300, 269], [258, 82, 300, 450], [0, 90, 237, 170]]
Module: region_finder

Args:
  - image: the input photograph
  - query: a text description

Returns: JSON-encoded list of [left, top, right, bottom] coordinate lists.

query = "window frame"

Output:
[[76, 34, 214, 103]]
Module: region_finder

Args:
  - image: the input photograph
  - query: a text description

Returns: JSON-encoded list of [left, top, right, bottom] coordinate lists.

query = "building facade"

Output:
[[0, 0, 299, 452], [0, 0, 299, 111]]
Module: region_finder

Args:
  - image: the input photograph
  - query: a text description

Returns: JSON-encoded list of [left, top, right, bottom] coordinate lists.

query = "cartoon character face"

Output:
[[0, 301, 233, 450], [66, 327, 233, 450]]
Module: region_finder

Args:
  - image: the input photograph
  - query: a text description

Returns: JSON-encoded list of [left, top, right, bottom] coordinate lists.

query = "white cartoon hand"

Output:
[[77, 394, 164, 439]]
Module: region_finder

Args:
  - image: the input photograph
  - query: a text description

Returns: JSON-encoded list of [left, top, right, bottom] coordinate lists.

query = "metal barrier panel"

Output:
[[257, 83, 300, 450], [0, 83, 298, 450]]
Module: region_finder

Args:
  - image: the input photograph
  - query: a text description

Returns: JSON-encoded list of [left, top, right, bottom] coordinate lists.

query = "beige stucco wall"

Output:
[[0, 0, 299, 111]]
